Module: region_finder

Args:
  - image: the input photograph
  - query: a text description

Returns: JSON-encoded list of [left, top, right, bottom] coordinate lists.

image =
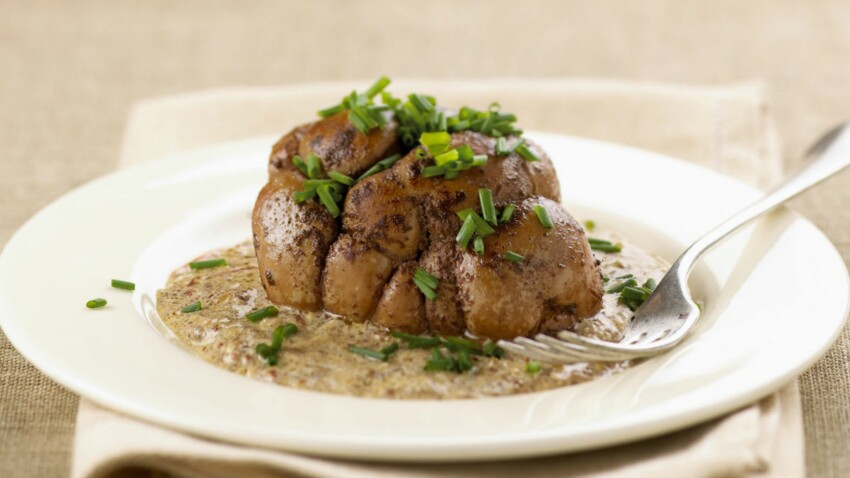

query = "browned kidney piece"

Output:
[[322, 234, 394, 321], [370, 261, 427, 333], [455, 197, 604, 339], [253, 113, 604, 339], [252, 172, 338, 310]]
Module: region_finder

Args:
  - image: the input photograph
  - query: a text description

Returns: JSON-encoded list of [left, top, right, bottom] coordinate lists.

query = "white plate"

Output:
[[0, 132, 847, 462]]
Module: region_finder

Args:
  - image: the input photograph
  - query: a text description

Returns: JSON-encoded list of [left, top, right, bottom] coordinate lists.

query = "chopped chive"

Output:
[[471, 154, 488, 167], [363, 76, 391, 99], [456, 144, 474, 161], [504, 251, 524, 263], [424, 348, 453, 371], [381, 342, 400, 356], [606, 278, 638, 294], [621, 286, 651, 302], [256, 323, 298, 366], [188, 258, 227, 270], [328, 171, 355, 186], [377, 154, 402, 168], [444, 336, 481, 353], [516, 143, 540, 162], [482, 341, 505, 358], [291, 155, 308, 176], [245, 305, 279, 323], [457, 209, 495, 237], [526, 360, 542, 374], [409, 93, 434, 112], [444, 169, 459, 179], [423, 165, 447, 178], [316, 185, 341, 217], [301, 179, 335, 189], [616, 273, 634, 280], [473, 236, 485, 255], [111, 279, 135, 291], [495, 137, 509, 156], [357, 154, 401, 181], [181, 301, 202, 313], [506, 138, 525, 154], [500, 204, 516, 223], [317, 104, 344, 118], [419, 131, 451, 155], [479, 189, 497, 225], [603, 276, 610, 283], [347, 109, 371, 134], [357, 164, 383, 181], [392, 331, 443, 349], [86, 298, 107, 309], [533, 204, 554, 229], [583, 219, 596, 232], [434, 149, 459, 166], [413, 277, 438, 301], [414, 267, 440, 290], [294, 189, 316, 203], [643, 278, 658, 291], [348, 345, 391, 361], [456, 214, 476, 249], [588, 240, 623, 252], [305, 153, 322, 179], [276, 323, 299, 341], [456, 349, 474, 372]]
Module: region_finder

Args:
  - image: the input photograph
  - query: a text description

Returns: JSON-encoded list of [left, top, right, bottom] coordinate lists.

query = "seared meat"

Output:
[[253, 113, 398, 311], [253, 114, 604, 339], [455, 198, 603, 339]]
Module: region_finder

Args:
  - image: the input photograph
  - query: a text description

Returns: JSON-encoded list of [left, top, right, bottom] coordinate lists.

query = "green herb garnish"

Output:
[[606, 278, 638, 294], [419, 131, 452, 156], [479, 188, 497, 225], [504, 251, 524, 263], [500, 204, 516, 224], [583, 219, 596, 232], [424, 348, 458, 372], [188, 259, 227, 270], [588, 238, 622, 253], [482, 341, 505, 358], [526, 360, 542, 374], [516, 143, 540, 162], [357, 153, 402, 181], [348, 343, 399, 362], [456, 215, 476, 249], [391, 331, 443, 349], [316, 77, 392, 134], [412, 267, 440, 302], [86, 298, 107, 309], [245, 306, 279, 323], [533, 204, 554, 229], [316, 185, 341, 218], [473, 236, 485, 256], [111, 279, 135, 291], [456, 209, 495, 237], [256, 323, 298, 366], [181, 301, 202, 313]]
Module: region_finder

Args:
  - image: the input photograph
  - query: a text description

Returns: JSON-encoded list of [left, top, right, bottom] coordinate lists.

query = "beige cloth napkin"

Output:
[[73, 79, 801, 478]]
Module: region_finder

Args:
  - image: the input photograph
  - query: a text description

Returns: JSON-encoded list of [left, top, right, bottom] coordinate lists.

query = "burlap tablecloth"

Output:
[[57, 79, 800, 477]]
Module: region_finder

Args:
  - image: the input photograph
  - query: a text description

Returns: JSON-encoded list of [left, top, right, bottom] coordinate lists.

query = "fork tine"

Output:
[[500, 338, 588, 363], [534, 335, 626, 362]]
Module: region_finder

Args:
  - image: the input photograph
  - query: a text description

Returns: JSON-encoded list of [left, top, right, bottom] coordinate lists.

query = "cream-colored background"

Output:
[[2, 1, 849, 477]]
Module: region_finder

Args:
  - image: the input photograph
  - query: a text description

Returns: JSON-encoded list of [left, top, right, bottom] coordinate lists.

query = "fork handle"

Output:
[[680, 122, 850, 270]]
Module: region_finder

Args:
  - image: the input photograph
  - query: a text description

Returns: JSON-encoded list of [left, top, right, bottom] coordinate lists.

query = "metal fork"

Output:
[[500, 123, 850, 363]]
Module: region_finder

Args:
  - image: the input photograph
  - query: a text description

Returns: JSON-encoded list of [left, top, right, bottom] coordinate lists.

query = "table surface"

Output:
[[2, 1, 849, 477]]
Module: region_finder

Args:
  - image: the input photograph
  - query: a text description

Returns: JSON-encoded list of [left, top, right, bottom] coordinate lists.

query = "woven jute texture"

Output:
[[2, 1, 850, 477]]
